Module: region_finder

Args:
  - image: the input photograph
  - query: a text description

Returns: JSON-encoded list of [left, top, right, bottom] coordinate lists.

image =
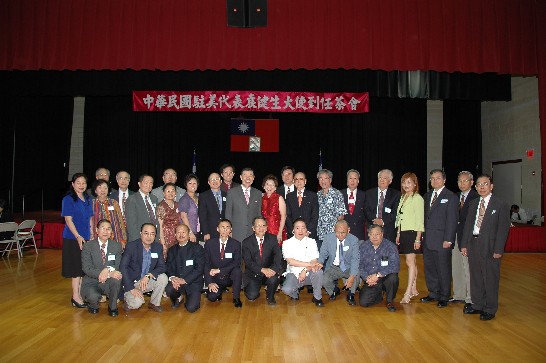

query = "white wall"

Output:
[[482, 76, 541, 223]]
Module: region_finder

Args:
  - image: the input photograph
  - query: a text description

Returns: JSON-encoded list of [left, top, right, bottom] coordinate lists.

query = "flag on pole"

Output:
[[192, 150, 197, 173], [230, 119, 279, 152], [318, 149, 323, 171]]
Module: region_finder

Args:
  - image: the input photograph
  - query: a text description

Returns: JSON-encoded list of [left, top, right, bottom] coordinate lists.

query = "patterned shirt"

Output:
[[317, 187, 347, 240], [358, 239, 400, 278]]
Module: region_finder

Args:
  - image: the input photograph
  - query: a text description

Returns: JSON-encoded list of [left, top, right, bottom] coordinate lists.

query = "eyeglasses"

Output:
[[209, 178, 221, 182], [476, 182, 490, 187], [457, 179, 471, 183]]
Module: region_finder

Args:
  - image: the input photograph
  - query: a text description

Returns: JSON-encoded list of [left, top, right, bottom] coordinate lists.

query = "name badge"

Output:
[[381, 260, 389, 266], [186, 260, 194, 266], [441, 199, 448, 203], [108, 206, 115, 211], [225, 252, 233, 259], [151, 252, 159, 259], [107, 254, 116, 261], [343, 246, 350, 252], [223, 197, 227, 202], [385, 207, 391, 213]]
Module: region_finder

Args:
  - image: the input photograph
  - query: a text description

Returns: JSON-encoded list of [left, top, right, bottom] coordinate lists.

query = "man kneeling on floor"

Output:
[[120, 223, 168, 312], [359, 224, 400, 312]]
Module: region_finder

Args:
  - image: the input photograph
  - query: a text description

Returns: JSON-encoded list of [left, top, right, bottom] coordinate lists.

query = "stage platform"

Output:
[[12, 210, 546, 252]]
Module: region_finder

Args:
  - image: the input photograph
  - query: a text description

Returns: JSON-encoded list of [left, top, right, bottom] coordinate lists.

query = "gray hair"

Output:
[[346, 169, 360, 178], [377, 169, 393, 180], [317, 169, 333, 180], [458, 170, 474, 180]]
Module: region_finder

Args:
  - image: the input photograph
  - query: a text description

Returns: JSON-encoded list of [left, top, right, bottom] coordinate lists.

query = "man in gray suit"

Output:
[[318, 220, 360, 305], [125, 174, 158, 242], [81, 219, 123, 317], [420, 169, 459, 308], [110, 170, 135, 215], [225, 167, 262, 242], [461, 174, 510, 321], [151, 168, 186, 203]]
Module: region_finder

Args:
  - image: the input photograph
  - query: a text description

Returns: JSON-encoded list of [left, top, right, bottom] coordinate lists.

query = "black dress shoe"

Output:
[[437, 300, 448, 308], [71, 298, 88, 308], [463, 306, 483, 314], [87, 306, 99, 314], [266, 298, 277, 305], [233, 298, 243, 308], [329, 292, 338, 301], [143, 291, 152, 297], [420, 296, 436, 302], [346, 294, 356, 306], [171, 298, 181, 309], [480, 312, 495, 321], [464, 303, 472, 310], [312, 297, 324, 307], [307, 287, 314, 294], [108, 307, 119, 317], [386, 303, 396, 312]]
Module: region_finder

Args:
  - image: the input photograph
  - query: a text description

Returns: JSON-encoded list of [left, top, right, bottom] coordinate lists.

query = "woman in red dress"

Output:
[[261, 174, 287, 246], [156, 183, 180, 259]]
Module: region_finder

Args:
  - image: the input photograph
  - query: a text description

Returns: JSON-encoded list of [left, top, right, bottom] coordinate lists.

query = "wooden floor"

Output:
[[1, 250, 546, 363]]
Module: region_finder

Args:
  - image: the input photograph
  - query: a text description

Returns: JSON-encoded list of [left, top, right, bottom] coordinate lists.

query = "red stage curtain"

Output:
[[0, 0, 541, 74]]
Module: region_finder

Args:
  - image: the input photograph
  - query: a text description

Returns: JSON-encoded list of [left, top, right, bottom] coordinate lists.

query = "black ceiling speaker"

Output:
[[227, 0, 267, 28]]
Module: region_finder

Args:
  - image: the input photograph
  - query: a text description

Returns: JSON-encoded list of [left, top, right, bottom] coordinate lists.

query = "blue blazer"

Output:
[[318, 232, 360, 276], [120, 239, 166, 292], [204, 237, 241, 284]]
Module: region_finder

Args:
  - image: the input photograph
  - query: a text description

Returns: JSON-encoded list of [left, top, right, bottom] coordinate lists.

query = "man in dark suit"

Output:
[[81, 219, 123, 316], [341, 169, 366, 240], [242, 216, 282, 305], [120, 223, 168, 312], [165, 224, 205, 313], [125, 174, 158, 242], [198, 172, 226, 242], [220, 164, 241, 193], [461, 174, 510, 321], [420, 169, 459, 308], [204, 219, 243, 308], [110, 170, 135, 216], [318, 220, 360, 305], [451, 171, 480, 306], [364, 169, 400, 243], [275, 165, 295, 199], [225, 167, 262, 242], [285, 172, 319, 239]]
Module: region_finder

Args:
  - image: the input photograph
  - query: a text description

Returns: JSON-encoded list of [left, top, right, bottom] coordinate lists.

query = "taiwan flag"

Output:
[[230, 119, 279, 152]]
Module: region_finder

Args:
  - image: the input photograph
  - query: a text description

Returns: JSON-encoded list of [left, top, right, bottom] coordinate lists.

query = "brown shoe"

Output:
[[148, 303, 163, 313]]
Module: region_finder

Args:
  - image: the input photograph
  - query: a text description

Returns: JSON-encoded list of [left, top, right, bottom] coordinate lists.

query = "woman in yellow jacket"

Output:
[[395, 172, 425, 304]]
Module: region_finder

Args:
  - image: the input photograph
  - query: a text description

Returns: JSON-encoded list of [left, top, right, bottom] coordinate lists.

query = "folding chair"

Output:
[[16, 220, 38, 257], [0, 222, 20, 259]]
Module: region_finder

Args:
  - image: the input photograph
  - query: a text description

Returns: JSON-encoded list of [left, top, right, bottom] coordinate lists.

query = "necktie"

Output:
[[460, 194, 465, 209], [101, 242, 106, 265], [377, 191, 384, 219], [220, 242, 226, 259], [122, 192, 127, 212], [287, 186, 291, 197], [431, 191, 438, 206], [144, 195, 157, 225], [298, 191, 303, 207], [338, 241, 346, 271], [348, 191, 355, 215], [517, 213, 521, 220], [215, 192, 222, 213], [476, 199, 485, 229], [244, 189, 250, 205], [259, 238, 264, 260]]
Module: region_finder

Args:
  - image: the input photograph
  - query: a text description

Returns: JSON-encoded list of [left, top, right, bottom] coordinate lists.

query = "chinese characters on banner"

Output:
[[133, 90, 369, 113]]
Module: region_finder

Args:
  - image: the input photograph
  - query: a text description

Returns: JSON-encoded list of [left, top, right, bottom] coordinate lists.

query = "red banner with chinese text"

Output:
[[133, 91, 369, 113]]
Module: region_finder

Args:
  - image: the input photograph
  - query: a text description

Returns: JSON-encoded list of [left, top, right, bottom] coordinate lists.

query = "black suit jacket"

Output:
[[423, 188, 459, 250], [203, 237, 241, 284], [166, 242, 205, 292], [364, 187, 400, 242], [198, 189, 226, 238], [456, 188, 479, 247], [110, 189, 135, 203], [242, 233, 282, 277], [120, 239, 166, 292], [285, 188, 319, 239], [341, 188, 366, 240], [460, 194, 511, 255], [276, 185, 295, 200]]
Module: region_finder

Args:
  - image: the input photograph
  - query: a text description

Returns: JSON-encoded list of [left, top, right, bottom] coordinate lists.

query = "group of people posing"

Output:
[[61, 165, 510, 321]]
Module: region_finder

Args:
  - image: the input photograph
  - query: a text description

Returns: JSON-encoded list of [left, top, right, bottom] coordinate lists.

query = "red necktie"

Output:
[[101, 242, 106, 265], [259, 238, 264, 260], [348, 191, 355, 215], [220, 242, 226, 259]]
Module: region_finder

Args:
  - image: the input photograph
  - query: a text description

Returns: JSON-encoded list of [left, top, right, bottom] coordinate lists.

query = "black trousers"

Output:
[[165, 282, 202, 313], [244, 274, 280, 301], [359, 273, 399, 307], [206, 268, 242, 301], [423, 245, 452, 301]]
